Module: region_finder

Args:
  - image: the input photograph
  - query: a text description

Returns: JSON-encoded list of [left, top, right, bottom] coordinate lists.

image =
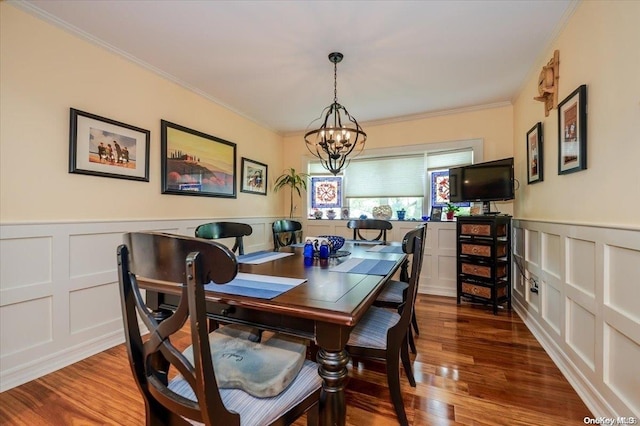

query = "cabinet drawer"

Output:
[[461, 262, 507, 279], [460, 223, 507, 237], [461, 282, 507, 299], [460, 242, 507, 258]]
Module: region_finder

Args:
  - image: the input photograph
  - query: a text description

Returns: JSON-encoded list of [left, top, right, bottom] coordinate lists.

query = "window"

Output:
[[306, 139, 482, 220]]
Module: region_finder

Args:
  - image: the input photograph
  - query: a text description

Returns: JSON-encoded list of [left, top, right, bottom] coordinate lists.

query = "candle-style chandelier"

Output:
[[304, 52, 366, 175]]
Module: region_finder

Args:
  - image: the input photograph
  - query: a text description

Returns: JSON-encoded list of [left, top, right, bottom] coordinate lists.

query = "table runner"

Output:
[[237, 250, 294, 264], [205, 273, 306, 299], [367, 244, 404, 254], [329, 258, 397, 276]]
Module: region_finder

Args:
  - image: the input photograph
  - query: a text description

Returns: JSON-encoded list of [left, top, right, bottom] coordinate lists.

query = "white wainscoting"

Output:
[[0, 217, 277, 392], [512, 219, 640, 418]]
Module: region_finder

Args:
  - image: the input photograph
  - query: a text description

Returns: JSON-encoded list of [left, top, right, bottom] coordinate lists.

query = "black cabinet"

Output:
[[456, 215, 512, 314]]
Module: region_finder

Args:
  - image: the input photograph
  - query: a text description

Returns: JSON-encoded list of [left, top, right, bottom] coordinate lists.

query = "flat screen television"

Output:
[[449, 157, 514, 212]]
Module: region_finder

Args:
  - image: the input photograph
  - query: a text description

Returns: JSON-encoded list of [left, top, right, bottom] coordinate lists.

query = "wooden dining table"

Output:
[[144, 241, 406, 426]]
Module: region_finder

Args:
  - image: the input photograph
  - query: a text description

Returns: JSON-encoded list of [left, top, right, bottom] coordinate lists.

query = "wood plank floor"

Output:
[[0, 295, 591, 425]]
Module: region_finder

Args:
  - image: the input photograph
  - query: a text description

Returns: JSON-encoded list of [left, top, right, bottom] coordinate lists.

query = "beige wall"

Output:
[[283, 104, 515, 214], [513, 0, 640, 228], [0, 4, 285, 223]]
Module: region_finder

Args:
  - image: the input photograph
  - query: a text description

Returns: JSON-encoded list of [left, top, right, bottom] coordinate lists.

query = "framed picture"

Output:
[[430, 206, 443, 221], [430, 170, 470, 207], [161, 120, 236, 198], [240, 157, 267, 195], [69, 108, 150, 181], [526, 122, 543, 184], [311, 176, 342, 209], [558, 85, 587, 175]]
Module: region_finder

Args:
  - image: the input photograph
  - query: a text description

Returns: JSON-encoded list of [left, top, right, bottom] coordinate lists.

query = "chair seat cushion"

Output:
[[375, 279, 408, 304], [348, 306, 400, 350], [168, 359, 321, 426], [181, 330, 307, 398]]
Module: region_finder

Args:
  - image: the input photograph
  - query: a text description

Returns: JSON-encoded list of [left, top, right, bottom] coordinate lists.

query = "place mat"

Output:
[[237, 250, 294, 265], [367, 244, 404, 254], [205, 273, 306, 299], [345, 239, 383, 245], [329, 258, 397, 276]]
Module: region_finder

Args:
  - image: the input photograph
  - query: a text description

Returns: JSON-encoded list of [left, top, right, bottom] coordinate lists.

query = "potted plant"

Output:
[[445, 203, 460, 220], [273, 168, 309, 218]]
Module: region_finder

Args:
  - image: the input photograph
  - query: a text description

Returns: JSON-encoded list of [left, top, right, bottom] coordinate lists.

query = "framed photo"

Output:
[[240, 157, 267, 195], [311, 176, 342, 209], [430, 206, 443, 221], [558, 85, 587, 175], [161, 120, 236, 198], [526, 122, 543, 184], [69, 108, 150, 181]]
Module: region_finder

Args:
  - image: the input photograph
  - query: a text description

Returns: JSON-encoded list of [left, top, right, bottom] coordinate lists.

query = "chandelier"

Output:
[[304, 52, 366, 175]]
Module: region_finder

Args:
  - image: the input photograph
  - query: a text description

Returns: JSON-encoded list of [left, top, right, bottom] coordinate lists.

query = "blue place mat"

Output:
[[367, 245, 404, 254], [330, 258, 397, 276], [237, 250, 294, 264], [205, 273, 305, 299]]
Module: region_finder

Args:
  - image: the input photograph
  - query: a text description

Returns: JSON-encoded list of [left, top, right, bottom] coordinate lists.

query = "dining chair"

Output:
[[346, 225, 425, 426], [195, 221, 253, 255], [346, 219, 393, 243], [117, 231, 321, 426], [373, 224, 427, 354], [272, 219, 303, 251]]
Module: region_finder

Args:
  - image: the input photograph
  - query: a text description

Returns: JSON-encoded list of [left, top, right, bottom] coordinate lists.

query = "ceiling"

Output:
[[18, 0, 575, 134]]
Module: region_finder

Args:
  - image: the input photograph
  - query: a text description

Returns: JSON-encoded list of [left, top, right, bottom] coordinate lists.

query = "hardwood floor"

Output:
[[0, 295, 591, 425]]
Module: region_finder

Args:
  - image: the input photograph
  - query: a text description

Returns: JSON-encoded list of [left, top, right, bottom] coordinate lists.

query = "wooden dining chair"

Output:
[[373, 224, 427, 354], [117, 231, 321, 426], [346, 219, 393, 243], [195, 222, 253, 255], [346, 225, 425, 426], [272, 219, 303, 251]]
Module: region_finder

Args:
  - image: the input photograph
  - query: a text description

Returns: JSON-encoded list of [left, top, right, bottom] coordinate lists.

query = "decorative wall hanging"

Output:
[[310, 176, 342, 209], [526, 122, 543, 184], [69, 108, 150, 181], [161, 120, 236, 197], [533, 50, 560, 117], [557, 85, 587, 175], [240, 157, 267, 195]]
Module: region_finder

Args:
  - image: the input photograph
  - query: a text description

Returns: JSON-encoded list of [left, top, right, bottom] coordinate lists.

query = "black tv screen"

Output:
[[449, 158, 514, 203]]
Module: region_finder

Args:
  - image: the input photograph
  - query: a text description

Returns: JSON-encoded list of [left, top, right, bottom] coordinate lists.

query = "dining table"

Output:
[[144, 239, 407, 426]]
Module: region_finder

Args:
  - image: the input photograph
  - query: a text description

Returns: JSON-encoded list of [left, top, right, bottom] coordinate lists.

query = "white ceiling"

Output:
[[18, 0, 575, 134]]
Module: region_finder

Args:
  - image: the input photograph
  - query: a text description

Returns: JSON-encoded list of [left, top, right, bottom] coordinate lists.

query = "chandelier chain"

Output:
[[334, 61, 338, 103]]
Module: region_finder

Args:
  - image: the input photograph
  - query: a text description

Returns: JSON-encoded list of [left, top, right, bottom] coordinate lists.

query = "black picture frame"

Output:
[[161, 120, 237, 198], [69, 108, 150, 181], [526, 122, 543, 184], [558, 85, 587, 175], [240, 157, 267, 195], [430, 206, 443, 221]]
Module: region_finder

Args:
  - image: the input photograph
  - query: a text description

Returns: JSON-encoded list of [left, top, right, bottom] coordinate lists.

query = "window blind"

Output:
[[345, 155, 424, 198], [426, 148, 473, 170]]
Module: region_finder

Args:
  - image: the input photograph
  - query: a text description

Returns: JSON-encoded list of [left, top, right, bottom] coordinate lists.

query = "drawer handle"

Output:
[[471, 246, 480, 254]]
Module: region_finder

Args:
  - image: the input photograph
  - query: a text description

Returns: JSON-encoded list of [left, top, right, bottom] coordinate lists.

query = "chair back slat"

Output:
[[346, 219, 393, 243], [388, 225, 426, 342], [195, 222, 253, 255], [272, 219, 303, 251]]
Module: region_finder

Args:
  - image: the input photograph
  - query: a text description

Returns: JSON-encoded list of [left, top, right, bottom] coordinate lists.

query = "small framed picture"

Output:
[[526, 122, 543, 184], [558, 85, 587, 175], [240, 157, 267, 195], [430, 206, 443, 221], [161, 120, 237, 198], [69, 108, 150, 181]]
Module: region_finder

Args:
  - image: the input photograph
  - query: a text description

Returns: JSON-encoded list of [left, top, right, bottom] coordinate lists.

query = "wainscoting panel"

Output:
[[0, 217, 278, 392], [512, 219, 640, 418]]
